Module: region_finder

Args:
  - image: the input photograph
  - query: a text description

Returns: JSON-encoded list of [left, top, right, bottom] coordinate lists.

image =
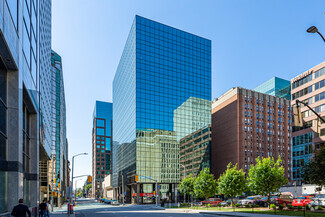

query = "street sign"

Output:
[[158, 186, 161, 188], [124, 192, 126, 195], [66, 187, 72, 198]]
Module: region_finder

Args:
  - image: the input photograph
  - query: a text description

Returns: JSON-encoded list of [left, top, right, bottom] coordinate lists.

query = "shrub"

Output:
[[235, 203, 240, 207], [287, 204, 293, 210], [297, 205, 303, 210], [254, 204, 259, 208], [279, 204, 284, 210], [318, 206, 324, 211], [270, 204, 276, 210], [245, 204, 250, 208]]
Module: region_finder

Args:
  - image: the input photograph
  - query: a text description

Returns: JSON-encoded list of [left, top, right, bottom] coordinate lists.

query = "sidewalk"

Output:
[[164, 208, 300, 217], [50, 203, 75, 217], [198, 211, 300, 217]]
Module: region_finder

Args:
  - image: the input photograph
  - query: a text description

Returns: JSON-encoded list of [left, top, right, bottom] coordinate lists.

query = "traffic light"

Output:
[[312, 119, 321, 134], [53, 178, 56, 184], [58, 183, 60, 189], [135, 175, 138, 182], [153, 191, 156, 195], [293, 105, 303, 127], [88, 176, 92, 183]]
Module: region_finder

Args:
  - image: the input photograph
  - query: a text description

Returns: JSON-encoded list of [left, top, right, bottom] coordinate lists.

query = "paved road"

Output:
[[74, 198, 217, 217]]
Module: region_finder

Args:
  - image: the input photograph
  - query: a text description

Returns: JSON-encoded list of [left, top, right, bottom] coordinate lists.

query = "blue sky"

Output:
[[52, 0, 325, 187]]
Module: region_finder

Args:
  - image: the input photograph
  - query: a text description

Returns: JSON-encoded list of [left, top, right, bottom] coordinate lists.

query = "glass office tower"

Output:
[[254, 77, 291, 100], [113, 15, 211, 204], [92, 101, 113, 198]]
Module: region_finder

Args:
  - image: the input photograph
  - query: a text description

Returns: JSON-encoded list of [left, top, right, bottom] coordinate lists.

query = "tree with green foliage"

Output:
[[178, 174, 195, 202], [248, 157, 287, 206], [194, 168, 217, 205], [303, 147, 325, 189], [218, 163, 246, 207], [84, 183, 92, 197]]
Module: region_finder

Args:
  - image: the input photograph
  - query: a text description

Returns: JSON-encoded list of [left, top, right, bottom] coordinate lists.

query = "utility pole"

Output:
[[180, 164, 186, 203], [121, 175, 125, 205], [156, 177, 158, 207], [51, 152, 54, 212]]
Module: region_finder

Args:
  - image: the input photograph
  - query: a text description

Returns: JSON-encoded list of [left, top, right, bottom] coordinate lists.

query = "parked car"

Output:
[[111, 200, 119, 206], [238, 196, 262, 206], [274, 194, 294, 206], [310, 194, 325, 208], [200, 198, 223, 206], [102, 198, 111, 204], [255, 197, 269, 207], [219, 198, 239, 206], [292, 196, 313, 207]]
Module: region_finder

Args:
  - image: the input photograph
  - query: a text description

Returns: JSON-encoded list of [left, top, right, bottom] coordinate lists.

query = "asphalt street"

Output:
[[74, 198, 218, 217]]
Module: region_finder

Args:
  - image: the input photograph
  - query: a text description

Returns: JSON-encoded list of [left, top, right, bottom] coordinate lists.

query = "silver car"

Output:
[[238, 196, 261, 206], [310, 194, 325, 208]]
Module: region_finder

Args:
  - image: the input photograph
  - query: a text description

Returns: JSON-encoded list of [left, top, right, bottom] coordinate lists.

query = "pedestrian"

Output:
[[39, 199, 48, 217], [11, 198, 31, 217]]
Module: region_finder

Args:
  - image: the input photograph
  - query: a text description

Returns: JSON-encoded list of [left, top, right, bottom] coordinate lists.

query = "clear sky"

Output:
[[52, 0, 325, 188]]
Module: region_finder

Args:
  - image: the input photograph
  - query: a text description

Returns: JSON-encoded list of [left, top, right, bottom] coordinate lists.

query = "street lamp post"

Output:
[[71, 153, 88, 204], [180, 164, 186, 203], [120, 174, 125, 206], [74, 179, 82, 201], [307, 26, 325, 43], [51, 150, 55, 212]]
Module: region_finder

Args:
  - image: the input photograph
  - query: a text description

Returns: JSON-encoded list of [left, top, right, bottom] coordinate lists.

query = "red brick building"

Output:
[[211, 87, 291, 181]]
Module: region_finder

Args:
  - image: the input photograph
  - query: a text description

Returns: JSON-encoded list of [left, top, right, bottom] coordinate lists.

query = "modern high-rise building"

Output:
[[291, 62, 325, 185], [92, 101, 113, 198], [211, 87, 291, 181], [254, 77, 291, 100], [180, 125, 211, 179], [0, 0, 52, 214], [39, 0, 53, 203], [113, 15, 211, 204], [47, 51, 68, 206]]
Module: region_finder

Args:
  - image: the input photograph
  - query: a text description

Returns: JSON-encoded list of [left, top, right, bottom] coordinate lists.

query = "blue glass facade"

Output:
[[113, 15, 211, 203], [92, 101, 113, 197], [254, 77, 291, 100], [292, 132, 313, 184]]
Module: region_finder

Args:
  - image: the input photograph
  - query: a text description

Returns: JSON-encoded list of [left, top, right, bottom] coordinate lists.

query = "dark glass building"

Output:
[[113, 15, 211, 204], [92, 101, 113, 198]]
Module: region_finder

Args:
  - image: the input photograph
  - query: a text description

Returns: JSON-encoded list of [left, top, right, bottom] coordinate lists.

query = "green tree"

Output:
[[194, 168, 217, 205], [303, 147, 325, 189], [218, 163, 246, 206], [248, 157, 287, 206], [178, 174, 195, 202]]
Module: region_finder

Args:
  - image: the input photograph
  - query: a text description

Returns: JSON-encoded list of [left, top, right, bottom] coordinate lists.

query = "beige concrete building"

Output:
[[291, 61, 325, 184], [102, 175, 113, 199]]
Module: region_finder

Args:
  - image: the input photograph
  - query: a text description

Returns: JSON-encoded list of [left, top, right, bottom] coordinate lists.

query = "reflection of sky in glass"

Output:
[[136, 15, 211, 132], [93, 101, 112, 137], [113, 15, 211, 185], [254, 77, 291, 100]]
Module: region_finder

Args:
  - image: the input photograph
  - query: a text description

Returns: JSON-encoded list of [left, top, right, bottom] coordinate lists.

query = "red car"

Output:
[[292, 196, 313, 207], [274, 194, 294, 206], [200, 198, 223, 206]]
